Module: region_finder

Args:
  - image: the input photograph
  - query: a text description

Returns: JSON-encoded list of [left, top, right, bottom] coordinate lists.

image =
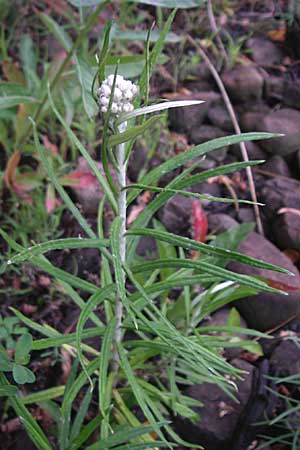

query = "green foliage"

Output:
[[0, 3, 285, 450]]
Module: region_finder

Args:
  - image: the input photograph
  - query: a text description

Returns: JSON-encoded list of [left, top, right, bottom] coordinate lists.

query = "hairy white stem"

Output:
[[112, 121, 127, 375]]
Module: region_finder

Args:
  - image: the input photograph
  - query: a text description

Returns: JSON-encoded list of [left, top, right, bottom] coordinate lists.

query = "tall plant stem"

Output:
[[16, 1, 109, 149], [112, 121, 127, 378]]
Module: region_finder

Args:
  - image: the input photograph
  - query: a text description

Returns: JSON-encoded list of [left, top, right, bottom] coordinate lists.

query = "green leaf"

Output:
[[7, 237, 109, 265], [0, 351, 13, 371], [0, 385, 18, 396], [15, 334, 32, 365], [21, 386, 65, 404], [69, 388, 93, 441], [130, 0, 204, 7], [12, 364, 36, 384], [67, 0, 107, 6], [74, 55, 98, 118], [46, 88, 118, 214], [131, 258, 285, 294], [0, 96, 38, 109], [85, 423, 166, 450], [98, 318, 117, 416], [117, 100, 204, 124], [111, 26, 180, 43], [76, 285, 115, 388], [108, 115, 163, 148], [126, 227, 291, 274], [0, 374, 52, 450], [39, 13, 72, 52], [68, 416, 102, 450], [0, 82, 30, 96], [227, 307, 241, 328]]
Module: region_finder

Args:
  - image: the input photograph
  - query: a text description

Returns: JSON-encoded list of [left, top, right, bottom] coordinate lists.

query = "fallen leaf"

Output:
[[60, 170, 97, 188]]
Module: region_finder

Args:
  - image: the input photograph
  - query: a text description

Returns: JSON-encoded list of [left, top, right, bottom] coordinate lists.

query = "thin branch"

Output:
[[187, 34, 264, 236], [207, 0, 228, 66]]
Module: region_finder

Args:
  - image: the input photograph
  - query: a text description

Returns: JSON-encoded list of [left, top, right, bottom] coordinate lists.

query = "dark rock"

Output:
[[191, 157, 216, 173], [191, 180, 221, 207], [158, 194, 192, 235], [208, 105, 233, 131], [260, 177, 300, 216], [237, 208, 255, 224], [239, 103, 270, 132], [261, 155, 290, 177], [229, 141, 267, 162], [222, 64, 264, 103], [208, 213, 238, 233], [201, 306, 248, 359], [69, 157, 118, 215], [264, 75, 284, 101], [168, 92, 220, 134], [189, 125, 228, 161], [128, 142, 147, 182], [136, 235, 156, 258], [272, 212, 300, 250], [270, 340, 300, 377], [283, 78, 300, 109], [175, 359, 255, 450], [257, 108, 300, 156], [228, 232, 300, 331], [246, 37, 282, 67]]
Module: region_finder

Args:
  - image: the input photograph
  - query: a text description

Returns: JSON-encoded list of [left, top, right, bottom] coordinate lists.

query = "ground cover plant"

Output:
[[1, 1, 299, 449]]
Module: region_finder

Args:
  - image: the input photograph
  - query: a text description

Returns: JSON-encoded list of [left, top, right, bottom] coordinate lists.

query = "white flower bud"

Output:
[[99, 96, 109, 106], [124, 90, 133, 101], [113, 87, 123, 101], [101, 105, 108, 113], [98, 74, 138, 116], [122, 103, 134, 112], [100, 84, 111, 97], [111, 103, 119, 114]]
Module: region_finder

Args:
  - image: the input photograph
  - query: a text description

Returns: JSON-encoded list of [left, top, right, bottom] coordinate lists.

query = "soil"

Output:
[[1, 1, 300, 449]]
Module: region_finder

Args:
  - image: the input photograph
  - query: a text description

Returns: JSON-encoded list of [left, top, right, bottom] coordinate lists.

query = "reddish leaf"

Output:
[[60, 170, 96, 188], [42, 135, 58, 157], [2, 59, 25, 84], [45, 184, 60, 213], [190, 199, 208, 258], [266, 279, 300, 292]]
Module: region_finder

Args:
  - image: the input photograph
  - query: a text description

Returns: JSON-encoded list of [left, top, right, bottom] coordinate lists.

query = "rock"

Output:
[[228, 232, 300, 331], [222, 64, 264, 103], [68, 157, 118, 215], [208, 213, 238, 233], [261, 155, 290, 177], [158, 194, 192, 235], [128, 142, 147, 182], [240, 104, 271, 132], [257, 108, 300, 156], [272, 212, 300, 250], [260, 177, 300, 216], [175, 359, 255, 450], [237, 208, 255, 224], [208, 105, 233, 131], [229, 141, 267, 162], [270, 340, 300, 377], [168, 91, 220, 134], [191, 180, 222, 208], [246, 37, 282, 67], [264, 75, 284, 101], [189, 125, 228, 161], [283, 79, 300, 109], [201, 306, 248, 359]]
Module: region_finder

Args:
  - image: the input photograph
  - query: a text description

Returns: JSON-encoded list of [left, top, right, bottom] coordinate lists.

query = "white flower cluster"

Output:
[[97, 74, 138, 115]]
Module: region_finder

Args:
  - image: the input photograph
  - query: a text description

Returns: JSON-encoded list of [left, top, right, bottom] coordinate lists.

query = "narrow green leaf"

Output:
[[15, 334, 32, 364], [126, 228, 292, 274], [38, 13, 72, 51], [0, 96, 38, 109], [98, 318, 117, 416], [22, 386, 65, 405], [76, 285, 115, 389], [108, 115, 163, 147]]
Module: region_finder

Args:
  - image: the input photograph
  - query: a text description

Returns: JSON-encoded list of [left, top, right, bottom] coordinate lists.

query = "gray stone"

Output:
[[283, 79, 300, 109], [222, 64, 264, 103], [237, 208, 255, 224], [208, 105, 233, 131], [208, 213, 238, 233], [168, 91, 220, 134], [158, 194, 192, 235], [229, 141, 267, 161], [176, 359, 255, 450], [257, 108, 300, 156], [270, 340, 300, 377], [68, 157, 118, 215], [261, 155, 291, 177], [246, 37, 282, 67], [189, 125, 228, 161], [228, 232, 300, 331], [273, 212, 300, 250], [264, 75, 284, 101], [260, 177, 300, 216], [201, 306, 248, 358]]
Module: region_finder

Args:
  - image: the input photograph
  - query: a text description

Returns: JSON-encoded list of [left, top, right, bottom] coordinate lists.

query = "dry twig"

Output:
[[187, 34, 264, 235]]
